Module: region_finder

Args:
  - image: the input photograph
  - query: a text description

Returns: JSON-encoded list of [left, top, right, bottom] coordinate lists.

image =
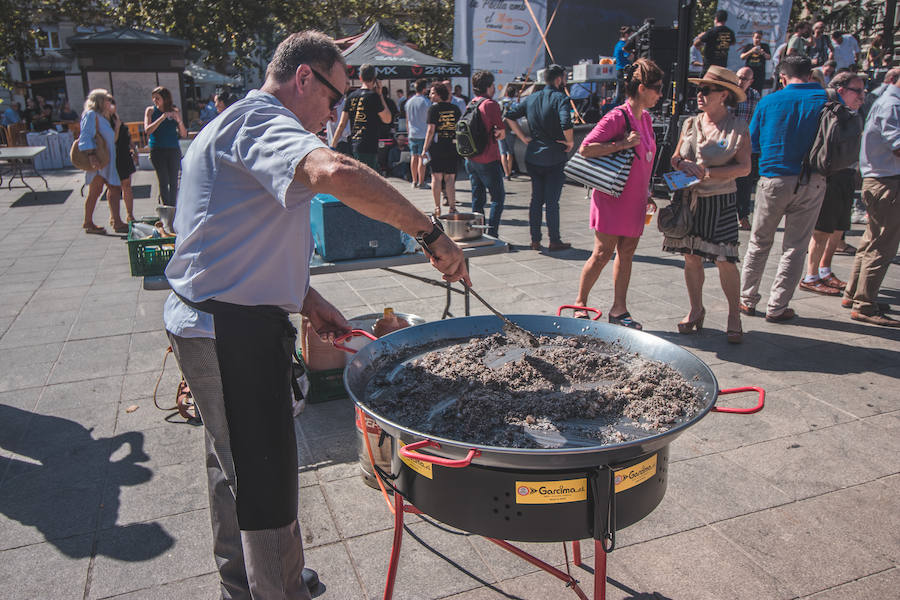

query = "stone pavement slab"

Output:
[[0, 166, 897, 600]]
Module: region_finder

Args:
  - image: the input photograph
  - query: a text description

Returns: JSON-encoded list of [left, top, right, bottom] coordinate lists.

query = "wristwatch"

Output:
[[415, 215, 444, 256]]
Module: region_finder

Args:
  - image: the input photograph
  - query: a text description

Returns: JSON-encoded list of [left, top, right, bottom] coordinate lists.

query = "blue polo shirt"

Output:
[[614, 40, 630, 71], [750, 82, 828, 177]]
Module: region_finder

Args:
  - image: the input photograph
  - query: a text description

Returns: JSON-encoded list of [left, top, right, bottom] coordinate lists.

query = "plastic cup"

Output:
[[645, 204, 657, 225]]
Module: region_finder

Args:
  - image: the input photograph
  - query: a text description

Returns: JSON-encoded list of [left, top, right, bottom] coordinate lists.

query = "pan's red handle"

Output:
[[399, 439, 480, 468], [556, 305, 603, 320], [713, 386, 765, 414], [333, 329, 378, 353]]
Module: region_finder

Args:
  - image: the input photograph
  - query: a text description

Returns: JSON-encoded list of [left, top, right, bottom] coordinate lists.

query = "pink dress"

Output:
[[584, 104, 656, 238]]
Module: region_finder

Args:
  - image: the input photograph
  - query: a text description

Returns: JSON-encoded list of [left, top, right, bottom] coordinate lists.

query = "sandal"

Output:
[[677, 308, 705, 334], [111, 222, 129, 234], [727, 329, 744, 344], [573, 308, 591, 319], [83, 224, 106, 235], [609, 312, 642, 330]]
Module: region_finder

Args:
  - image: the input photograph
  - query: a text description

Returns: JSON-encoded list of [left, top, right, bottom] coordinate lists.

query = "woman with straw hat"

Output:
[[663, 65, 752, 343]]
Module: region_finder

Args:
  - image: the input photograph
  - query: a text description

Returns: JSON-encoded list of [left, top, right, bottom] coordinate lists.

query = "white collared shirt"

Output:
[[164, 90, 326, 338]]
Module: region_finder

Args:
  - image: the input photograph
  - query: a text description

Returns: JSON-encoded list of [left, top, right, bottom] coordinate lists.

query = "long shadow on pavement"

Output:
[[0, 404, 175, 560]]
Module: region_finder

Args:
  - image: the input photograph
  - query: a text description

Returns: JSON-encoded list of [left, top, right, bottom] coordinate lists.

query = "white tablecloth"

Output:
[[25, 131, 74, 170]]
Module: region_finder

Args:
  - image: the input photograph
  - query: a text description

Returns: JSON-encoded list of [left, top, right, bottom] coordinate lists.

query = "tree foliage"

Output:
[[0, 0, 106, 85], [109, 0, 455, 78]]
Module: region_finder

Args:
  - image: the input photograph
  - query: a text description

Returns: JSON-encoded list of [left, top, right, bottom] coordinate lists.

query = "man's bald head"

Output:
[[885, 67, 900, 86], [736, 66, 754, 91]]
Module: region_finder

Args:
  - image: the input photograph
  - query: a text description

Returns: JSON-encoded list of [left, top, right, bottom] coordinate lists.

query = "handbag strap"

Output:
[[618, 106, 633, 136]]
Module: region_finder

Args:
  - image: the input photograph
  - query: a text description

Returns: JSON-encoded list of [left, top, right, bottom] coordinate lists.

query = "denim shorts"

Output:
[[497, 138, 509, 156], [409, 138, 425, 154]]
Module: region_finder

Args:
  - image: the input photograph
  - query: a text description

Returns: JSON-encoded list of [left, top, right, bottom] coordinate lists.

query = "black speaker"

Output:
[[644, 27, 679, 88]]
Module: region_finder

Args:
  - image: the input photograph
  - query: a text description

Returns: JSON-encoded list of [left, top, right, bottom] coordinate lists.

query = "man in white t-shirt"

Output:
[[831, 31, 860, 71], [164, 30, 468, 600]]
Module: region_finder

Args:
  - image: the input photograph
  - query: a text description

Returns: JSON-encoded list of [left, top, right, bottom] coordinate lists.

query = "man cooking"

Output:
[[163, 30, 469, 600]]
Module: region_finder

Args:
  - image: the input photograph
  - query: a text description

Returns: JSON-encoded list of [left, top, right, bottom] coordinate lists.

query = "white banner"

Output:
[[453, 0, 547, 93], [717, 0, 793, 77]]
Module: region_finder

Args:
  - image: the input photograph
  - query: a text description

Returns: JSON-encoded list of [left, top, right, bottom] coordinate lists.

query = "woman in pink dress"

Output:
[[571, 58, 663, 329]]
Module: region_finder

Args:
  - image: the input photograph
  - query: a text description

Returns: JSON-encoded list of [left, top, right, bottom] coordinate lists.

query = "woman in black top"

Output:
[[108, 97, 137, 229], [422, 83, 461, 216]]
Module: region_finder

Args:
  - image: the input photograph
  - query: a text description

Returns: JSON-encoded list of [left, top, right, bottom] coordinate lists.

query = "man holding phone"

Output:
[[330, 63, 392, 170]]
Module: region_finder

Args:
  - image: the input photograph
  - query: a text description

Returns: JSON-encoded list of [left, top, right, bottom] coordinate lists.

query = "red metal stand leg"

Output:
[[594, 539, 606, 600], [572, 540, 582, 567], [486, 538, 589, 600], [383, 492, 405, 600]]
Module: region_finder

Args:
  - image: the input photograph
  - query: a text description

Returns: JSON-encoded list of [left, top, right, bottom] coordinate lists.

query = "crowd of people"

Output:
[[0, 94, 79, 130]]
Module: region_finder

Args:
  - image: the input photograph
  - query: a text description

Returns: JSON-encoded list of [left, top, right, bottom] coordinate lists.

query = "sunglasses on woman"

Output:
[[698, 85, 725, 96]]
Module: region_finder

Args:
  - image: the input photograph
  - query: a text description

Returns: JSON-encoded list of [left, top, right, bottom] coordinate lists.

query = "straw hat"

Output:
[[688, 65, 746, 103]]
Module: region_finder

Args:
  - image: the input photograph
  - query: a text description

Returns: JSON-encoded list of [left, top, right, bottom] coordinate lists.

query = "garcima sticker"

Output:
[[614, 454, 657, 493], [514, 478, 587, 504]]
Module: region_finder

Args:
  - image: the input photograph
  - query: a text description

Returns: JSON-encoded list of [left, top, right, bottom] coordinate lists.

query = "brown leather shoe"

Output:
[[739, 303, 757, 317], [765, 307, 797, 323], [530, 241, 542, 251], [799, 278, 841, 296], [821, 273, 846, 290], [850, 310, 900, 327], [548, 241, 572, 251], [841, 297, 890, 311]]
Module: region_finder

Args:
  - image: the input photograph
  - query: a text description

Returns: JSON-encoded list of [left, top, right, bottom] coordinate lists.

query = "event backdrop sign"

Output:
[[453, 0, 548, 91], [717, 0, 793, 77]]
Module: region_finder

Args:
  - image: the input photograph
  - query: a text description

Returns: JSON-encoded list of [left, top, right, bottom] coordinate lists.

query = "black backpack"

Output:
[[804, 89, 863, 177], [455, 98, 489, 158]]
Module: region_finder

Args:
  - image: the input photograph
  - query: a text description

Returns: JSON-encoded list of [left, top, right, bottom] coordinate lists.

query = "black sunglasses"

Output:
[[643, 82, 663, 92], [846, 87, 865, 95], [699, 85, 725, 96], [310, 67, 344, 110]]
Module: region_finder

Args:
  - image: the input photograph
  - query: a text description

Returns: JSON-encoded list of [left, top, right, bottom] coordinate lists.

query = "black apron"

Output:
[[175, 293, 303, 531]]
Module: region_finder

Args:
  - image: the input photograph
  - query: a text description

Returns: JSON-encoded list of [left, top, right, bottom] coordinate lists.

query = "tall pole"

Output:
[[885, 0, 897, 60]]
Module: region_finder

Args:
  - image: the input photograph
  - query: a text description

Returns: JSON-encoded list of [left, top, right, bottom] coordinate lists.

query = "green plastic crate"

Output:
[[127, 219, 175, 277], [296, 352, 348, 404]]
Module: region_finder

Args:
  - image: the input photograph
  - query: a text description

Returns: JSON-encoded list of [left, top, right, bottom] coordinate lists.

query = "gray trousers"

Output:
[[740, 173, 825, 316], [168, 333, 311, 600]]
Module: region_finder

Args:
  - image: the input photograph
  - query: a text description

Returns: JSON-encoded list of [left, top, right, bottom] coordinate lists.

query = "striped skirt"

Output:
[[662, 192, 740, 262]]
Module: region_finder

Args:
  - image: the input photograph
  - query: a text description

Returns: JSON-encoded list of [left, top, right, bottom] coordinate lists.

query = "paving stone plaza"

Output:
[[0, 167, 897, 599]]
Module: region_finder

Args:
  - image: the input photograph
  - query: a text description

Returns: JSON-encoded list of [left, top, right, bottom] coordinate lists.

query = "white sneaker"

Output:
[[851, 209, 868, 225]]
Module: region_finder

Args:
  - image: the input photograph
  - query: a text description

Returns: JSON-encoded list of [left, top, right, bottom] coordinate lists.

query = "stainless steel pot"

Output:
[[342, 315, 764, 470], [438, 212, 489, 241]]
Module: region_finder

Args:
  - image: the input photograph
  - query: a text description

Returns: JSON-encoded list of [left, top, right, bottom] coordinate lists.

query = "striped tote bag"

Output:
[[564, 108, 634, 198]]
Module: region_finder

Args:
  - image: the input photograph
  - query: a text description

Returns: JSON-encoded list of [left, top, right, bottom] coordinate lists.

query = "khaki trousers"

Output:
[[740, 173, 825, 316], [843, 176, 900, 314]]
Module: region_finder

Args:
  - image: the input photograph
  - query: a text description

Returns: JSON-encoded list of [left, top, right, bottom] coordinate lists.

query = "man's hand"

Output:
[[423, 234, 471, 286], [300, 287, 350, 343]]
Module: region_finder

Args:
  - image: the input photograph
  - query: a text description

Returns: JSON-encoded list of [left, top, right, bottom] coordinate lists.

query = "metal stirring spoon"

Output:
[[462, 281, 540, 347]]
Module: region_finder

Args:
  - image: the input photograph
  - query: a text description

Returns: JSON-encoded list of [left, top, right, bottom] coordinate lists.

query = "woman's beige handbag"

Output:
[[70, 113, 110, 171]]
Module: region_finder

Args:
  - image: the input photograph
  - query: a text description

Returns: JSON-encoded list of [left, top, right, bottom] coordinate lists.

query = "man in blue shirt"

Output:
[[613, 26, 633, 107], [1, 102, 21, 126], [843, 75, 900, 326], [740, 56, 829, 322], [404, 78, 432, 188], [505, 64, 574, 251]]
